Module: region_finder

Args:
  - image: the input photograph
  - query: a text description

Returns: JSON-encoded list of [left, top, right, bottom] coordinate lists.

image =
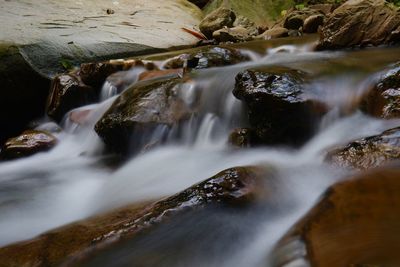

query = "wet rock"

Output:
[[199, 7, 236, 38], [228, 128, 259, 148], [79, 59, 156, 89], [46, 74, 97, 122], [303, 14, 325, 33], [233, 67, 327, 146], [272, 167, 400, 267], [138, 69, 183, 82], [284, 9, 323, 30], [326, 127, 400, 170], [0, 130, 57, 160], [360, 64, 400, 119], [94, 76, 193, 154], [0, 166, 270, 267], [212, 26, 253, 42], [257, 27, 289, 40], [162, 46, 250, 70], [317, 0, 400, 50]]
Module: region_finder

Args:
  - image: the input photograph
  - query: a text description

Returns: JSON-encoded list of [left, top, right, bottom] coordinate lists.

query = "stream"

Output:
[[1, 37, 400, 266]]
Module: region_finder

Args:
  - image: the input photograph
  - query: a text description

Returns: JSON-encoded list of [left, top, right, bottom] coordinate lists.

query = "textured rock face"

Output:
[[317, 0, 400, 49], [361, 63, 400, 119], [94, 76, 193, 154], [284, 8, 324, 31], [0, 0, 202, 143], [326, 127, 400, 170], [0, 166, 270, 267], [199, 7, 236, 38], [233, 67, 327, 146], [0, 130, 57, 160], [272, 167, 400, 267]]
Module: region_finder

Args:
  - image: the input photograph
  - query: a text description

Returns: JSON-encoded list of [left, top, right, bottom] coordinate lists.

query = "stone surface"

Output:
[[0, 130, 57, 160], [0, 0, 202, 143], [228, 128, 260, 148], [162, 46, 250, 70], [326, 127, 400, 170], [94, 76, 194, 154], [257, 27, 289, 40], [272, 167, 400, 267], [0, 166, 270, 267], [199, 7, 236, 38], [317, 0, 400, 50], [360, 63, 400, 119], [212, 26, 253, 42], [284, 8, 323, 30], [233, 67, 327, 146], [303, 14, 325, 33], [46, 74, 96, 122]]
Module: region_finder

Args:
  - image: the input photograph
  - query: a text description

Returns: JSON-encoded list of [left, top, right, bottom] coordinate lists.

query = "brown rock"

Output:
[[212, 26, 253, 42], [0, 166, 271, 267], [138, 69, 183, 81], [317, 0, 400, 50], [360, 63, 400, 119], [94, 76, 194, 154], [257, 27, 289, 40], [284, 8, 322, 30], [0, 130, 57, 160], [272, 167, 400, 267], [326, 126, 400, 170], [46, 74, 96, 122], [228, 128, 259, 148], [199, 7, 236, 38], [303, 14, 324, 33]]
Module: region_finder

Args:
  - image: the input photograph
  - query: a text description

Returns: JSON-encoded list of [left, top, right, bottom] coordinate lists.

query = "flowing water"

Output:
[[1, 37, 400, 266]]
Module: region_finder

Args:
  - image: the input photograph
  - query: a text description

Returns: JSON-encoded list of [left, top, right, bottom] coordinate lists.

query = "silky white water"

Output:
[[0, 41, 399, 267]]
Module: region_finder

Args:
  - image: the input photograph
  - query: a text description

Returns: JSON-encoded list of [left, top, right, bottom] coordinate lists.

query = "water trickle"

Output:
[[1, 39, 400, 267]]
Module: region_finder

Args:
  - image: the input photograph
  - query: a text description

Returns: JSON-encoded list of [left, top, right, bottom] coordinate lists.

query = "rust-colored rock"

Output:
[[0, 166, 271, 267], [46, 74, 96, 122], [272, 167, 400, 267], [0, 130, 57, 160], [326, 127, 400, 170], [360, 63, 400, 119], [317, 0, 400, 50]]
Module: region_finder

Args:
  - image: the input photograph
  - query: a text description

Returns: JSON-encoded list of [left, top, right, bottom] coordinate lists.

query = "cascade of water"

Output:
[[0, 42, 399, 263]]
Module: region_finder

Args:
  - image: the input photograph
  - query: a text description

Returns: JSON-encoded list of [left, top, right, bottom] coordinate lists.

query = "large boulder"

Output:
[[94, 76, 194, 154], [317, 0, 400, 50], [326, 127, 400, 170], [0, 166, 270, 267], [283, 8, 324, 31], [0, 130, 57, 160], [272, 167, 400, 267], [233, 67, 327, 146], [360, 63, 400, 119], [0, 0, 203, 143]]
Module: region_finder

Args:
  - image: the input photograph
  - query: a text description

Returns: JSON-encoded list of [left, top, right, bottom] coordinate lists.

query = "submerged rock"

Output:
[[326, 127, 400, 170], [0, 166, 270, 267], [233, 67, 327, 146], [94, 76, 193, 154], [162, 46, 250, 70], [199, 7, 236, 38], [0, 130, 57, 160], [361, 63, 400, 119], [46, 74, 96, 122], [317, 0, 400, 49], [272, 167, 400, 267]]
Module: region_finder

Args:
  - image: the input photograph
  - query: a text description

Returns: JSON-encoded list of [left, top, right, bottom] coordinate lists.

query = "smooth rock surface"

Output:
[[0, 0, 202, 143], [272, 167, 400, 267]]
